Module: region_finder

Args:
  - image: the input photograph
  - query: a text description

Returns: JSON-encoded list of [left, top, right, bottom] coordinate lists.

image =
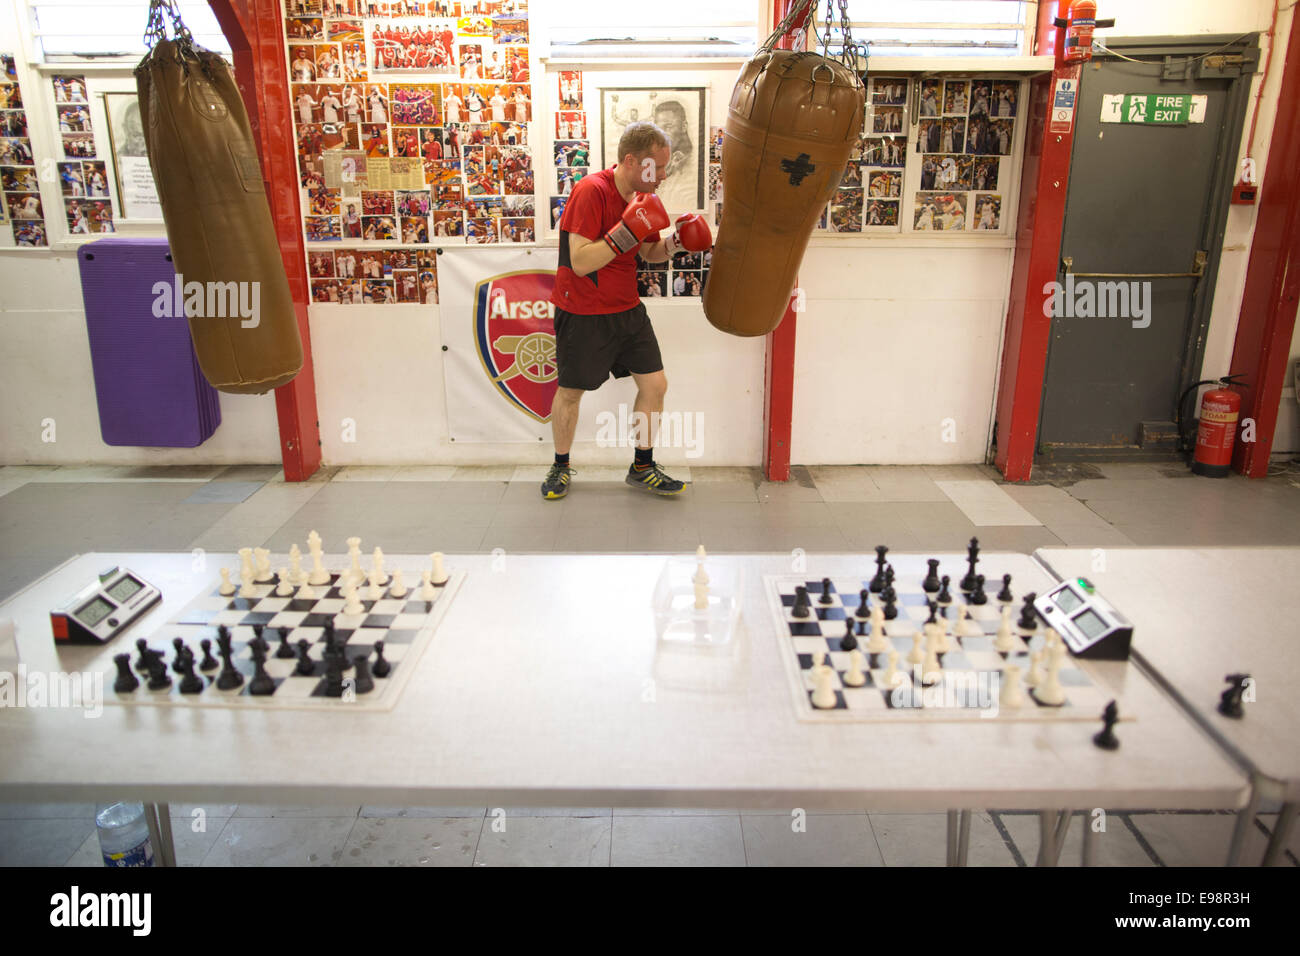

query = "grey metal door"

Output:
[[1037, 39, 1252, 456]]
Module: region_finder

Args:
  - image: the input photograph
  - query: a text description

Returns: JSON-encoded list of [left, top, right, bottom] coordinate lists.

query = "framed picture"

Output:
[[104, 92, 162, 220], [599, 86, 706, 214]]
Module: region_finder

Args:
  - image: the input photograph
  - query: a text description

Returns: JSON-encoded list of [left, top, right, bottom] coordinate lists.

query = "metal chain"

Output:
[[143, 0, 196, 51], [761, 0, 864, 75]]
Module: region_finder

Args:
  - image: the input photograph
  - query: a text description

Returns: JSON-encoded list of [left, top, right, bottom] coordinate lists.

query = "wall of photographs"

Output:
[[0, 53, 46, 246], [821, 73, 1022, 235], [288, 0, 532, 307], [52, 73, 115, 235]]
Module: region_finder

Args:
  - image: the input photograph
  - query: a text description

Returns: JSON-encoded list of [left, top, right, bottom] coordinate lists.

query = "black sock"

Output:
[[554, 452, 570, 467], [633, 447, 653, 470]]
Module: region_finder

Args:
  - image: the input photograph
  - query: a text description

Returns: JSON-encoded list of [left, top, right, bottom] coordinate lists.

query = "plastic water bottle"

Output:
[[95, 802, 154, 867]]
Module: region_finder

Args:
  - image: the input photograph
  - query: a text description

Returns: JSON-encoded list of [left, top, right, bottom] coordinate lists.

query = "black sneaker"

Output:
[[541, 463, 574, 499], [625, 462, 686, 496]]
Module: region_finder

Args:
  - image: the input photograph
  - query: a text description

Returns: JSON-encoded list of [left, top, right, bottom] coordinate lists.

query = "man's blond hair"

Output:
[[617, 121, 670, 163]]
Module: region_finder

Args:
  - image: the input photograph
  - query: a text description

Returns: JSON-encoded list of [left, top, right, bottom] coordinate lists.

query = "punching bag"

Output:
[[135, 3, 302, 394], [703, 25, 864, 337]]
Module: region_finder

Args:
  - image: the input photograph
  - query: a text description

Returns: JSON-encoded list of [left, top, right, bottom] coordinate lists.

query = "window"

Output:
[[29, 0, 231, 61], [822, 0, 1031, 59], [545, 0, 760, 59]]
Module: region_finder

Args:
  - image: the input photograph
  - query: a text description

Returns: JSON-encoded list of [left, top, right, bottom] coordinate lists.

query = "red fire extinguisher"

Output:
[[1064, 1, 1098, 62], [1190, 374, 1246, 477]]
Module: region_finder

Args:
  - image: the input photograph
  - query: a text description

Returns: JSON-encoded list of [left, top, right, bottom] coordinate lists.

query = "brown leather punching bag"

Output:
[[703, 46, 864, 337], [135, 5, 302, 394]]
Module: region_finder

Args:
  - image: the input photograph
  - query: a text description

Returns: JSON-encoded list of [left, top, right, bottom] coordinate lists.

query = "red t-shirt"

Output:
[[550, 167, 660, 315]]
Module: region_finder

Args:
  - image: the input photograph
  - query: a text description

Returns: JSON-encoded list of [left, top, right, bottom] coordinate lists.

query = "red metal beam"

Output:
[[1229, 7, 1300, 477], [762, 0, 812, 482], [993, 2, 1077, 481], [209, 0, 321, 481]]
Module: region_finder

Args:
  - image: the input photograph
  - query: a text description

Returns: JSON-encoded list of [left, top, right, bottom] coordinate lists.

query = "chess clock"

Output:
[[1034, 578, 1132, 660], [50, 567, 161, 645]]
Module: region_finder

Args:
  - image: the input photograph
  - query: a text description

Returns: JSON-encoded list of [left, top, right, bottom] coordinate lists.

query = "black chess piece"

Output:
[[936, 575, 952, 605], [969, 574, 987, 606], [997, 573, 1014, 604], [960, 537, 980, 592], [275, 625, 296, 659], [294, 639, 316, 676], [178, 657, 204, 694], [819, 577, 834, 605], [145, 658, 172, 691], [216, 624, 231, 642], [112, 654, 139, 693], [134, 638, 152, 672], [1017, 593, 1038, 631], [922, 559, 941, 593], [791, 586, 811, 619], [1092, 700, 1120, 750], [248, 653, 276, 696], [884, 564, 895, 588], [869, 545, 889, 593], [171, 637, 189, 674], [1218, 673, 1249, 719], [352, 652, 375, 694], [855, 588, 870, 619], [323, 654, 345, 697], [883, 591, 898, 621], [215, 639, 244, 691], [840, 617, 859, 652], [926, 601, 938, 625], [372, 640, 391, 678], [199, 638, 219, 672]]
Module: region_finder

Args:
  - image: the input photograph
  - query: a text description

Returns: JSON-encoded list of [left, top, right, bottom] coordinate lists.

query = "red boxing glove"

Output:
[[604, 192, 670, 255], [665, 213, 713, 256]]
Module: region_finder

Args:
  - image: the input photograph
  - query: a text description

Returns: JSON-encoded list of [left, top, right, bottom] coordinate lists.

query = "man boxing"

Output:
[[542, 121, 713, 500]]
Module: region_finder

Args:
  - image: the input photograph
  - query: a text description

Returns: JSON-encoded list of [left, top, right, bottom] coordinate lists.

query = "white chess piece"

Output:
[[238, 547, 254, 581], [810, 653, 837, 709], [999, 663, 1025, 709], [238, 568, 257, 599], [693, 574, 709, 611], [371, 546, 388, 585], [218, 567, 236, 596], [419, 570, 437, 601], [308, 548, 329, 586], [347, 537, 364, 586], [1035, 642, 1067, 705], [922, 630, 942, 685], [275, 567, 294, 597], [843, 649, 867, 687], [882, 649, 901, 687], [254, 547, 273, 582], [867, 605, 888, 653], [993, 604, 1017, 652], [342, 578, 364, 616], [1044, 627, 1060, 649], [389, 568, 407, 598], [366, 568, 384, 601], [297, 581, 316, 601], [288, 544, 304, 585], [1024, 648, 1043, 687], [935, 614, 953, 653], [907, 631, 924, 665], [430, 551, 448, 585]]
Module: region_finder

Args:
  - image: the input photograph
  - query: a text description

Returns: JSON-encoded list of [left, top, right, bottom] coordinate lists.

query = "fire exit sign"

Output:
[[1101, 93, 1207, 125]]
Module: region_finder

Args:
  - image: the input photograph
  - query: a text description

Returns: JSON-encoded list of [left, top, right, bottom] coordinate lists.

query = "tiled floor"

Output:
[[2, 460, 1299, 866]]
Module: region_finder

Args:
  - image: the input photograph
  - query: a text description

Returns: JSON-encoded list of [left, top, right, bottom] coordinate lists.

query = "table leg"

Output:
[[1082, 815, 1097, 867], [144, 802, 176, 867], [946, 810, 959, 866], [1262, 802, 1297, 867], [1227, 783, 1262, 866], [1052, 808, 1074, 865], [956, 810, 971, 866], [1036, 810, 1055, 866]]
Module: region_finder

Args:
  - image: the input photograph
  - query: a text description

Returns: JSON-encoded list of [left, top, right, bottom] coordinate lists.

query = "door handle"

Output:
[[1061, 250, 1207, 279]]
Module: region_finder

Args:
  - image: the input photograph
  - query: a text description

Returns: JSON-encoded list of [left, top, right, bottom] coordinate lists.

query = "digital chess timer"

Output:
[[50, 566, 161, 645], [1034, 577, 1133, 660]]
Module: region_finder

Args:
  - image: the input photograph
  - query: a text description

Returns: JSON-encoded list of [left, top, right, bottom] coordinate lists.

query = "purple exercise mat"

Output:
[[77, 238, 221, 447]]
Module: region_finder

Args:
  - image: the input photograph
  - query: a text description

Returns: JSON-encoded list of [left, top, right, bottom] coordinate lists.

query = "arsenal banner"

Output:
[[438, 247, 560, 442]]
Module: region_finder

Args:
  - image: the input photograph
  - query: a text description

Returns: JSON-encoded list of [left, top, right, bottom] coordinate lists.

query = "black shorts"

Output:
[[553, 303, 663, 391]]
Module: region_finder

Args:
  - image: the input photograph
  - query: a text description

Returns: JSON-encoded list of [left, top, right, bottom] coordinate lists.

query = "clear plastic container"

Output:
[[651, 555, 742, 645], [95, 802, 154, 867]]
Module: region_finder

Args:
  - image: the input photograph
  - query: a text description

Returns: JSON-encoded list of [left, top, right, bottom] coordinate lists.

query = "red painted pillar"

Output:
[[992, 1, 1077, 481], [210, 0, 322, 481], [1228, 7, 1300, 477], [762, 0, 811, 482]]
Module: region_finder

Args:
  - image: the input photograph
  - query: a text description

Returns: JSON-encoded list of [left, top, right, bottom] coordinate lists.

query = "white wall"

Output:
[[1, 0, 1295, 467]]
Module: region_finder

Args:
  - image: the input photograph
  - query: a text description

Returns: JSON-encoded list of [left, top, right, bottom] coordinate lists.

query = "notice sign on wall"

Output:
[[1101, 93, 1207, 125]]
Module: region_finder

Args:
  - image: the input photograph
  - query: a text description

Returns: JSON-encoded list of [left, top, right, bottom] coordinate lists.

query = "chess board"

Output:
[[764, 573, 1119, 723], [94, 568, 465, 712]]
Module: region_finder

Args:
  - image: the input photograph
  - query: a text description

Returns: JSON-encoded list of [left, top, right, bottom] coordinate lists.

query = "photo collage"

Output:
[[0, 54, 46, 246], [914, 77, 1016, 232], [548, 69, 587, 233], [290, 0, 533, 304], [53, 73, 114, 235]]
